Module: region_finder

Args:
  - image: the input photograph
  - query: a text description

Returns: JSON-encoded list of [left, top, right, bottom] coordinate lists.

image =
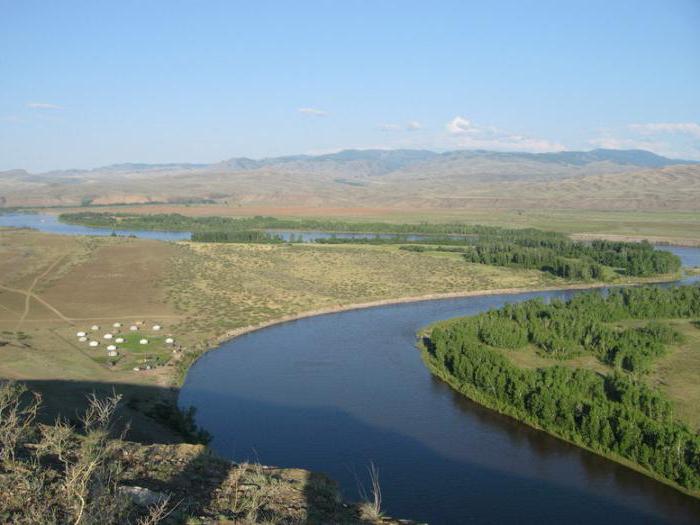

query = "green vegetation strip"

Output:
[[422, 284, 700, 494], [60, 212, 682, 283]]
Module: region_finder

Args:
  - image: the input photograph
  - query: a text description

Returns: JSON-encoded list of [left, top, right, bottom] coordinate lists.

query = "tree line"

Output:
[[425, 284, 700, 491], [191, 230, 283, 243], [463, 239, 680, 278], [440, 285, 699, 371], [58, 212, 568, 238]]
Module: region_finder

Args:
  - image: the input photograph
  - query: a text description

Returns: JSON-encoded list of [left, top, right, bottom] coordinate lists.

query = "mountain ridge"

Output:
[[1, 148, 698, 211], [2, 148, 696, 176]]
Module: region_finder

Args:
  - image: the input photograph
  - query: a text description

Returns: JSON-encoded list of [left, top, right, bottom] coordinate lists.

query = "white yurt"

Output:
[[91, 325, 99, 331], [129, 325, 138, 331], [103, 333, 113, 340], [107, 344, 117, 351], [115, 337, 125, 343], [132, 367, 140, 372], [152, 324, 161, 331], [165, 337, 174, 344], [139, 338, 148, 345], [79, 336, 88, 342], [107, 350, 118, 357], [89, 341, 99, 347], [113, 322, 122, 328], [76, 331, 86, 337]]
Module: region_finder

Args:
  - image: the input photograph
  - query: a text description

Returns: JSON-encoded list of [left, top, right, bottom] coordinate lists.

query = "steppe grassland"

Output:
[[2, 227, 696, 442], [1, 229, 558, 387], [0, 229, 180, 385], [164, 242, 558, 340]]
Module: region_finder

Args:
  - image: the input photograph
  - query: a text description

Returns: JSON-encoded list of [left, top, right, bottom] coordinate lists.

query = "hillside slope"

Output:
[[0, 148, 697, 210]]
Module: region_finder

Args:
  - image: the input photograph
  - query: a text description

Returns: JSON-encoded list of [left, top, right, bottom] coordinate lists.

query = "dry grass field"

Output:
[[0, 229, 558, 392], [0, 230, 180, 383], [165, 242, 558, 343]]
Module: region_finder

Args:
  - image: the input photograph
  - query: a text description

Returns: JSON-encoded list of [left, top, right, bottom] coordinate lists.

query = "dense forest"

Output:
[[60, 212, 681, 280], [424, 284, 700, 491], [463, 239, 680, 278]]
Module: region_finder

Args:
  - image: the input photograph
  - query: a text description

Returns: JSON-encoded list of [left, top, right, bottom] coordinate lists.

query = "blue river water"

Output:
[[180, 247, 700, 524], [0, 212, 192, 241]]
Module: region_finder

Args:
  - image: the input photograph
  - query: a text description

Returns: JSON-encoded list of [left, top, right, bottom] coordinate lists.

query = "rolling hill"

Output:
[[0, 148, 698, 211]]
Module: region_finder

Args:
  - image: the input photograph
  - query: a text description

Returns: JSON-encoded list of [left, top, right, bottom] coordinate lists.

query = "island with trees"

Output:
[[422, 284, 700, 494]]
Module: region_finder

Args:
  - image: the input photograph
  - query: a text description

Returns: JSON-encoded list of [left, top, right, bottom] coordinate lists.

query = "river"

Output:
[[0, 212, 192, 241], [179, 247, 700, 524]]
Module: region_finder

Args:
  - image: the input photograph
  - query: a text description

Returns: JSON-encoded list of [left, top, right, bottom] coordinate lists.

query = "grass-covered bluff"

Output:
[[422, 284, 700, 494]]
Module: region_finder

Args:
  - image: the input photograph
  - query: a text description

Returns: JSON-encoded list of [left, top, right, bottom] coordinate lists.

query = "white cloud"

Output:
[[446, 116, 474, 134], [589, 122, 700, 160], [379, 121, 422, 132], [628, 122, 700, 138], [298, 107, 328, 117], [445, 116, 564, 153], [588, 136, 665, 151], [26, 102, 62, 110]]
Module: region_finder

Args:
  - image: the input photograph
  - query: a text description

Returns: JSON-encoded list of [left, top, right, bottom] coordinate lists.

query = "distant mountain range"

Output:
[[214, 148, 695, 173], [4, 148, 694, 177], [0, 148, 698, 210]]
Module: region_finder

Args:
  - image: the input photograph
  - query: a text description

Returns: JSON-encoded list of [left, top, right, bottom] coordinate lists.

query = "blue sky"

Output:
[[1, 0, 699, 171]]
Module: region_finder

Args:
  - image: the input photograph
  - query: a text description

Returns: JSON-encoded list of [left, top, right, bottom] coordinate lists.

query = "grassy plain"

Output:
[[1, 226, 689, 388], [648, 320, 700, 432], [164, 242, 558, 343], [0, 228, 559, 416]]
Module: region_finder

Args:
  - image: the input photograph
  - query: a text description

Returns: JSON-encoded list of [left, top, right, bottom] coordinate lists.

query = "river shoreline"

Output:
[[419, 348, 700, 501], [205, 274, 683, 351]]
